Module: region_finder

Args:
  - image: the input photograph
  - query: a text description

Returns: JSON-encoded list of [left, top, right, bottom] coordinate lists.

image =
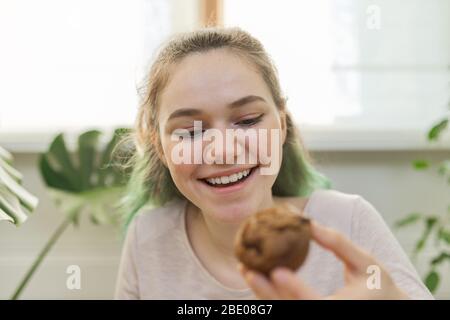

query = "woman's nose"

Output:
[[203, 128, 245, 165]]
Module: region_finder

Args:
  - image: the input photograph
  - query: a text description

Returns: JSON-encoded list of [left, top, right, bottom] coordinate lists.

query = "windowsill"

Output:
[[299, 125, 450, 152], [0, 126, 449, 153]]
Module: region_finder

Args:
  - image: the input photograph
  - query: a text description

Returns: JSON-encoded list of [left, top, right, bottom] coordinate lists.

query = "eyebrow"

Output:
[[228, 95, 266, 108], [167, 95, 267, 121]]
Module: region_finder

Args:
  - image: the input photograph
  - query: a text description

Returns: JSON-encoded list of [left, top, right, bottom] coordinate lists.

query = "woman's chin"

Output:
[[206, 202, 258, 224]]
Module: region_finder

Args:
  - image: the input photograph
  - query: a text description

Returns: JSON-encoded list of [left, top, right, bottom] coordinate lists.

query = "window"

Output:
[[1, 0, 449, 151], [224, 0, 450, 131], [0, 0, 171, 134]]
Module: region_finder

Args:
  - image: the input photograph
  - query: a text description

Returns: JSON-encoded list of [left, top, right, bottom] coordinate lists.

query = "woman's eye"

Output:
[[175, 128, 204, 140], [187, 129, 204, 139], [236, 114, 264, 127]]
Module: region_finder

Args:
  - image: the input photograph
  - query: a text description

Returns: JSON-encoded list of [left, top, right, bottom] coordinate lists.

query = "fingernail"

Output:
[[245, 272, 254, 284], [247, 272, 263, 286], [272, 268, 290, 283]]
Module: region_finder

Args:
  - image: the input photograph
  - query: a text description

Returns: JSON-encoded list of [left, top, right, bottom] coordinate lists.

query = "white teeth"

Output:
[[205, 168, 253, 185]]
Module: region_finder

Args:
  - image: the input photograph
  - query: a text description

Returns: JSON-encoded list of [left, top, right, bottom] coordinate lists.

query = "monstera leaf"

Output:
[[0, 145, 38, 225], [11, 128, 131, 300], [39, 128, 131, 226]]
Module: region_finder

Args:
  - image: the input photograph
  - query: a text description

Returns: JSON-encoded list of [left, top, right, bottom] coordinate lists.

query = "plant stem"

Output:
[[10, 212, 75, 300]]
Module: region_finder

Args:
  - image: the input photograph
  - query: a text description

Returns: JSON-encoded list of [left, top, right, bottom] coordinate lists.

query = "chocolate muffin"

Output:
[[234, 204, 311, 277]]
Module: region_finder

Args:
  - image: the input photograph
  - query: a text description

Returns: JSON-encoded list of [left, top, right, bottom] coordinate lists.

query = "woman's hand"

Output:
[[238, 221, 409, 300]]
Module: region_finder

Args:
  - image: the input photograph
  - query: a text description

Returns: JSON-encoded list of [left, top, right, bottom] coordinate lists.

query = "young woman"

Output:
[[114, 27, 432, 300]]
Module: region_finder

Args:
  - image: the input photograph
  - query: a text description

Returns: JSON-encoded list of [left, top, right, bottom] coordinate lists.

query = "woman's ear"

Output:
[[157, 145, 168, 167], [280, 110, 287, 145], [151, 132, 168, 167]]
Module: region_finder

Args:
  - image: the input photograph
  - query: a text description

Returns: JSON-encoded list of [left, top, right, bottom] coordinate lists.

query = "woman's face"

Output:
[[158, 49, 286, 224]]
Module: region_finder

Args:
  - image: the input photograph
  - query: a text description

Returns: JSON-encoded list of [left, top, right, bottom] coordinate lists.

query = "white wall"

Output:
[[1, 150, 448, 299]]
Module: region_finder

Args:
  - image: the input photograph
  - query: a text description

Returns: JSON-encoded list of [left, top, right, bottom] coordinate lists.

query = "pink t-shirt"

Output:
[[114, 189, 433, 299]]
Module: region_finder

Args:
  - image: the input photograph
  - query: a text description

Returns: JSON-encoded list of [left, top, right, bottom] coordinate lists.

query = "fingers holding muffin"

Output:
[[235, 207, 409, 300]]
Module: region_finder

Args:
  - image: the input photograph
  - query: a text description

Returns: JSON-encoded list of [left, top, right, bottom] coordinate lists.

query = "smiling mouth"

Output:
[[200, 166, 258, 188]]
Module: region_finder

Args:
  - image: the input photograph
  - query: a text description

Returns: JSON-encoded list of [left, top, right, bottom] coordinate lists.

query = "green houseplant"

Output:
[[0, 145, 38, 225], [395, 115, 450, 294], [10, 128, 131, 299]]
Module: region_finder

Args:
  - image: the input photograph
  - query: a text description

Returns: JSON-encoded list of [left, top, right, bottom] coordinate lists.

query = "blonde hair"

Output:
[[122, 27, 330, 228]]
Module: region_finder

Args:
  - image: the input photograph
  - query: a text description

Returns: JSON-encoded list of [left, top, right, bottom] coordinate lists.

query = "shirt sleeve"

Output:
[[114, 216, 140, 300], [351, 196, 434, 300]]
